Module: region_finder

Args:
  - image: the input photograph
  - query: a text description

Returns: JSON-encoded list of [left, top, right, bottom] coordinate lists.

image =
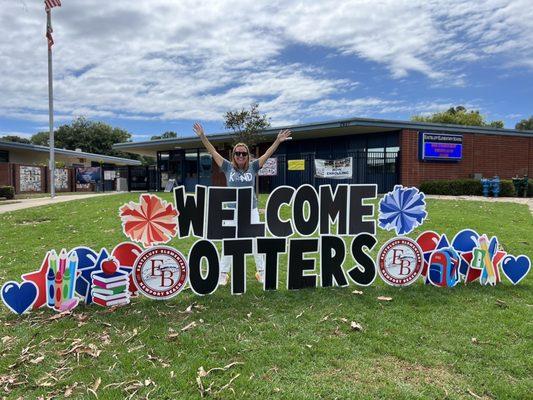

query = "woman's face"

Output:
[[233, 145, 248, 168]]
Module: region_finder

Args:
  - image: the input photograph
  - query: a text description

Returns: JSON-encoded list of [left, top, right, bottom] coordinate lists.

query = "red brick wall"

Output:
[[0, 163, 13, 187], [400, 129, 533, 187]]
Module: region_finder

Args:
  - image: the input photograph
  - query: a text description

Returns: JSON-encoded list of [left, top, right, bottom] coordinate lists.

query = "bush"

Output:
[[499, 180, 516, 197], [0, 186, 15, 200], [419, 179, 522, 197], [419, 179, 482, 196]]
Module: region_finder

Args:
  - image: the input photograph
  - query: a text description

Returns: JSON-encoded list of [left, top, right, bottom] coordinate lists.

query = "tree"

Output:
[[0, 135, 31, 144], [223, 103, 270, 146], [151, 131, 178, 140], [31, 117, 132, 158], [411, 106, 504, 128], [515, 116, 533, 131]]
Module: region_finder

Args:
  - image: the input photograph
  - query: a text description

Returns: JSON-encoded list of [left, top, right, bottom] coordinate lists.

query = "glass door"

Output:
[[198, 151, 212, 186], [184, 150, 198, 192]]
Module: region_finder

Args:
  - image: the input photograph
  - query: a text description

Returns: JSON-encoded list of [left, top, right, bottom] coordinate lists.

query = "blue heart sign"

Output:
[[501, 255, 531, 285], [1, 281, 38, 315]]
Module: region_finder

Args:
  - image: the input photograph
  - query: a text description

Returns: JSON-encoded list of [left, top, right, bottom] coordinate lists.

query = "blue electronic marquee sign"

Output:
[[419, 132, 463, 161]]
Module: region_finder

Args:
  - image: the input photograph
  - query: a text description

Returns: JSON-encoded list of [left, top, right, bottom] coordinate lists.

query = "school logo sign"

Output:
[[377, 238, 423, 286], [132, 246, 188, 300]]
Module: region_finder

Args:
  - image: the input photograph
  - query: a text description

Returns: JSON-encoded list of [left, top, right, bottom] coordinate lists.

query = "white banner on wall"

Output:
[[104, 170, 116, 180], [19, 166, 42, 192], [54, 168, 69, 190], [314, 157, 353, 179], [258, 157, 278, 176]]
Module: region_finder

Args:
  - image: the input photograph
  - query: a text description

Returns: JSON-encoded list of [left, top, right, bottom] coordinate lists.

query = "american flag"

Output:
[[45, 0, 61, 11], [46, 25, 54, 49], [45, 1, 61, 49]]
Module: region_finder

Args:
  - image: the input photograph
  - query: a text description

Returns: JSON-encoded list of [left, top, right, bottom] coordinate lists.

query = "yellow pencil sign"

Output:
[[288, 160, 305, 171]]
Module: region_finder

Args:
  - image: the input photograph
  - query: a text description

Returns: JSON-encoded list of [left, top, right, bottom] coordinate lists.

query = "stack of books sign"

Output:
[[91, 266, 130, 307]]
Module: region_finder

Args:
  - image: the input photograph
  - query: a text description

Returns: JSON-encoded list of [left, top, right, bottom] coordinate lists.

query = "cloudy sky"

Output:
[[0, 0, 532, 141]]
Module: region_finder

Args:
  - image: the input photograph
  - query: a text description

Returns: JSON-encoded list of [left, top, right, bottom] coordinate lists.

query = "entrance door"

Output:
[[168, 151, 184, 187], [198, 152, 212, 186], [184, 150, 198, 192]]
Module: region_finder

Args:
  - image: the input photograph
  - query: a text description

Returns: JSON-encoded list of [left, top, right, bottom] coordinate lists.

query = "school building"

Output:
[[0, 140, 141, 194], [113, 117, 533, 193]]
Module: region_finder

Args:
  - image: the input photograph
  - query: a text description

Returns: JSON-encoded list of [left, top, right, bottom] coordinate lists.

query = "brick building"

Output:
[[0, 141, 141, 194], [113, 117, 533, 193]]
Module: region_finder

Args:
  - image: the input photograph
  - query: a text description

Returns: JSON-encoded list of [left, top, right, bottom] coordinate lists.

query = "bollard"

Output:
[[492, 176, 500, 197], [481, 178, 490, 197], [512, 176, 522, 196]]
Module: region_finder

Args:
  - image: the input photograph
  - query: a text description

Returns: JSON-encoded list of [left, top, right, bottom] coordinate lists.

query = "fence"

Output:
[[260, 150, 399, 194]]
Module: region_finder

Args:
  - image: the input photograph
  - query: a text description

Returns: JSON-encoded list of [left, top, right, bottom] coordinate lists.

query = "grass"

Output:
[[14, 191, 95, 200], [0, 193, 532, 399]]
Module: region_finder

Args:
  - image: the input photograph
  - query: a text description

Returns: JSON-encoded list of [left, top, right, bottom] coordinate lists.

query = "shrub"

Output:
[[499, 180, 516, 197], [419, 179, 482, 196], [418, 179, 521, 197], [0, 186, 15, 200]]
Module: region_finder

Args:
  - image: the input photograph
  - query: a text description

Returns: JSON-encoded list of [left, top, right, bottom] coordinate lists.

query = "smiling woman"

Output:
[[193, 122, 292, 285]]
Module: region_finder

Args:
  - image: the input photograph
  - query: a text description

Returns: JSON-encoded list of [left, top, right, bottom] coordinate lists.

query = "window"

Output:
[[0, 150, 9, 163]]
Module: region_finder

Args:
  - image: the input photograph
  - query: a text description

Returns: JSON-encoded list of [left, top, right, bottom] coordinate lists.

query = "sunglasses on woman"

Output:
[[234, 151, 248, 157]]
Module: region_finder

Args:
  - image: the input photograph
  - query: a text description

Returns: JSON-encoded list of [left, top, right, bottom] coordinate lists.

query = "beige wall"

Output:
[[6, 149, 91, 167]]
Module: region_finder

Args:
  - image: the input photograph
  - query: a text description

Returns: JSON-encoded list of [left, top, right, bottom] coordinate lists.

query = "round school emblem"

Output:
[[133, 246, 188, 300], [377, 238, 423, 286]]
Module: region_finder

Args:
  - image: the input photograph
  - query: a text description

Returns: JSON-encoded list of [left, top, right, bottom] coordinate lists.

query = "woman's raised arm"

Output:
[[193, 122, 225, 168], [258, 129, 292, 168]]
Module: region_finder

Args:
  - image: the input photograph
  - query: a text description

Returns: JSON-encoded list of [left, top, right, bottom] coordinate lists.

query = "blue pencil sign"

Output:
[[419, 132, 463, 161]]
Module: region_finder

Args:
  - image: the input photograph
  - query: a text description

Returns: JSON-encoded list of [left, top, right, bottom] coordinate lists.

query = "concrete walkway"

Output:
[[426, 195, 533, 215], [0, 192, 125, 214]]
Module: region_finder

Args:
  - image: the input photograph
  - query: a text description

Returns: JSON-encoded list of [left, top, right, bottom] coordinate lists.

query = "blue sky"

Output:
[[0, 0, 532, 142]]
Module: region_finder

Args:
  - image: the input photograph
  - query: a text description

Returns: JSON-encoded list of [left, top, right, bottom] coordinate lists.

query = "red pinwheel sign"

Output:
[[119, 194, 179, 247]]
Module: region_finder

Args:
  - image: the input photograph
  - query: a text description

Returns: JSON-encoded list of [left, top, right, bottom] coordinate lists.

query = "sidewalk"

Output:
[[0, 192, 125, 214], [425, 195, 533, 215]]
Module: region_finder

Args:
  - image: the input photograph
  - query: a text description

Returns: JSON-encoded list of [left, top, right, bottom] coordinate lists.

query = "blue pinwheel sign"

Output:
[[378, 185, 428, 235]]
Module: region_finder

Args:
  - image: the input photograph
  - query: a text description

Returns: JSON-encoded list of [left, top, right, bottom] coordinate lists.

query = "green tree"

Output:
[[0, 135, 31, 144], [412, 106, 504, 128], [151, 131, 178, 140], [223, 103, 271, 146], [31, 117, 133, 158], [515, 116, 533, 130]]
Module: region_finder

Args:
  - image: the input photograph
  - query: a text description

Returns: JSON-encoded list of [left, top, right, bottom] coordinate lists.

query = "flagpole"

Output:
[[47, 10, 55, 199]]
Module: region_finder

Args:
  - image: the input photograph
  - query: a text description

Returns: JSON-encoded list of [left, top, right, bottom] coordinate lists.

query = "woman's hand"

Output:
[[277, 129, 292, 143], [193, 122, 205, 137]]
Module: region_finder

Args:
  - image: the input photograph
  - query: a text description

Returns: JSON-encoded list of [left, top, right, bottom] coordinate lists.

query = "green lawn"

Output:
[[0, 193, 531, 399]]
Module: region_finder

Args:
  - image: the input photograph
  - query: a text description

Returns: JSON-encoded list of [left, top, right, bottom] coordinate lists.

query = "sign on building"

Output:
[[258, 157, 277, 176], [19, 166, 42, 192], [288, 160, 305, 171], [54, 168, 69, 191], [419, 132, 463, 161], [314, 157, 353, 179]]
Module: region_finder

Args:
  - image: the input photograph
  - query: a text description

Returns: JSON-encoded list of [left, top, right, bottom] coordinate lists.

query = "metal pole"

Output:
[[47, 10, 55, 198]]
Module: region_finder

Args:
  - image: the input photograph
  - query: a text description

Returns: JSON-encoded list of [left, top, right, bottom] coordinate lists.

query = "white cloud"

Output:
[[0, 0, 531, 129]]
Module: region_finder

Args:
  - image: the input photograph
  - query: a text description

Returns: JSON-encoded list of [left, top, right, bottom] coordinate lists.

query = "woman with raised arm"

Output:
[[193, 122, 292, 286]]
